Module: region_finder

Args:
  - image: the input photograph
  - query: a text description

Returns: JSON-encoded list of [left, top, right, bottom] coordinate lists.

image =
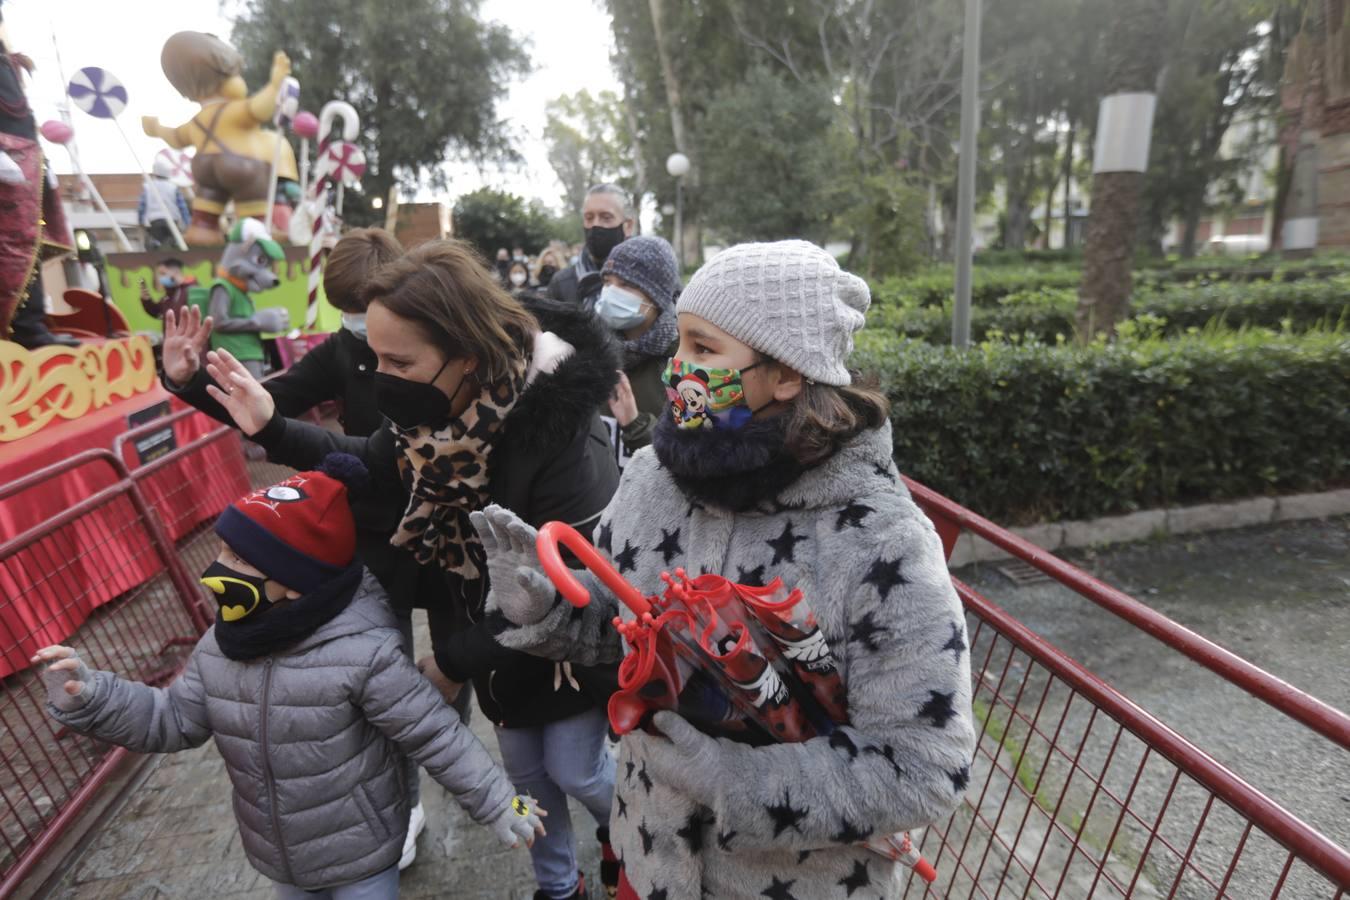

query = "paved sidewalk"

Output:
[[45, 613, 603, 900]]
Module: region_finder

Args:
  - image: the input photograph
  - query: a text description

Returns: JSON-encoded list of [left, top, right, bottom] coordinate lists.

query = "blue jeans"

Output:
[[272, 864, 398, 899], [496, 707, 616, 899]]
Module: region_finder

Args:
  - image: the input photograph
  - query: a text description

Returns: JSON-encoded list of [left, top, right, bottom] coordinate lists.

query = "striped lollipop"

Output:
[[155, 148, 195, 188], [67, 67, 128, 120]]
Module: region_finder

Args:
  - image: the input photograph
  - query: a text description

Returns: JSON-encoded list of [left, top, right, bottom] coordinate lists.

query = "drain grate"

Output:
[[994, 559, 1054, 586]]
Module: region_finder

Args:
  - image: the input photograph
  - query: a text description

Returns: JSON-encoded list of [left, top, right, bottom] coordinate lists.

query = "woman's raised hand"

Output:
[[204, 348, 276, 436], [162, 306, 213, 387]]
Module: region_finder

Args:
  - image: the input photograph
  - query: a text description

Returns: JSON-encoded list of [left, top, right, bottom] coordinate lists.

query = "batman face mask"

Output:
[[200, 561, 274, 622]]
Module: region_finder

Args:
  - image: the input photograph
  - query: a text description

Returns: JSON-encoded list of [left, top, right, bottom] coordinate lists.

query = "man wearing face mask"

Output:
[[547, 183, 636, 309], [139, 257, 197, 320], [594, 235, 681, 460]]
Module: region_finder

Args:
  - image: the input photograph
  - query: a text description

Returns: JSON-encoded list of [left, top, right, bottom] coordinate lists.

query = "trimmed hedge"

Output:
[[867, 276, 1350, 344], [873, 257, 1348, 310], [853, 328, 1350, 525]]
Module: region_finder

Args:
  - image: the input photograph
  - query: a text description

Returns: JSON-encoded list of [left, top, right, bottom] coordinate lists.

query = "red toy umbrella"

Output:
[[537, 522, 938, 883]]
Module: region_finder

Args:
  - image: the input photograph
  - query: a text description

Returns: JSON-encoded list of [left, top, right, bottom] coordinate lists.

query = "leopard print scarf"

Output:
[[389, 354, 529, 579]]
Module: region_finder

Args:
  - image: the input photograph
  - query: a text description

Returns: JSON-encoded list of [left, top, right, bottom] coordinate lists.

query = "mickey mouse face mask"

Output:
[[200, 561, 274, 622], [663, 357, 767, 431]]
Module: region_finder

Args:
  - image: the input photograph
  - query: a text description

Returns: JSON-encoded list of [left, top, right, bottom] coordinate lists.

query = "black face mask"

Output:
[[585, 224, 626, 265], [537, 264, 557, 286], [374, 357, 466, 430], [201, 561, 274, 622]]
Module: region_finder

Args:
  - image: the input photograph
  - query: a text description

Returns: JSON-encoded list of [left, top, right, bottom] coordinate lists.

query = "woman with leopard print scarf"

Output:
[[204, 239, 625, 900]]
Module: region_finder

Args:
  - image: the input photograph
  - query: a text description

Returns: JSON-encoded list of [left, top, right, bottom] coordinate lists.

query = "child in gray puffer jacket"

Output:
[[35, 455, 544, 899], [474, 241, 976, 899]]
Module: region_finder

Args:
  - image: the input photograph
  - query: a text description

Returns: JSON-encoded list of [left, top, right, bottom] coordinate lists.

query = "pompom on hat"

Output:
[[675, 240, 870, 386], [213, 453, 367, 593]]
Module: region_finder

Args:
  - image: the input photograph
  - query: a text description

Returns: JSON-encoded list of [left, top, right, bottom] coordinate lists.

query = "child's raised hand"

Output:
[[30, 646, 93, 712], [489, 795, 548, 849]]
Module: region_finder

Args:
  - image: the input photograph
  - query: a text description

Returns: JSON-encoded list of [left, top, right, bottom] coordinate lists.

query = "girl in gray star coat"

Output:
[[471, 240, 976, 899]]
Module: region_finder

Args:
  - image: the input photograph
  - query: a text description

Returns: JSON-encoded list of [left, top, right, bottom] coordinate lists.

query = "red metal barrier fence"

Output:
[[903, 478, 1350, 899], [0, 410, 253, 896]]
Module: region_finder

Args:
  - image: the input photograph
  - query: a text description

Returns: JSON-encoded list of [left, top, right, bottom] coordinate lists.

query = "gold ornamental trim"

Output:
[[0, 336, 158, 442]]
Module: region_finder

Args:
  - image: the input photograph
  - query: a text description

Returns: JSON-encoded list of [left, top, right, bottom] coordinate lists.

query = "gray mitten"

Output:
[[252, 307, 290, 333], [487, 795, 546, 849], [470, 505, 556, 625], [40, 649, 93, 713]]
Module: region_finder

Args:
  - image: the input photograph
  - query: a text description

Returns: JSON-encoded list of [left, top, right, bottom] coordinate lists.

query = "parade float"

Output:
[[2, 26, 366, 608]]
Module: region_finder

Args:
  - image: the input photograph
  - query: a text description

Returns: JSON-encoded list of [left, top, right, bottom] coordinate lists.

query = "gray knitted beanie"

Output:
[[601, 235, 681, 309], [677, 240, 870, 386]]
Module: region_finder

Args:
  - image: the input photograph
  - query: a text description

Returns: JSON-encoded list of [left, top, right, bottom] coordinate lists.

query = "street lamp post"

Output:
[[952, 0, 982, 349], [666, 152, 691, 270]]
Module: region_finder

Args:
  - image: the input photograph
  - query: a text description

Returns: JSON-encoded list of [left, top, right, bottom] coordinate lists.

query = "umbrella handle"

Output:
[[537, 522, 651, 615]]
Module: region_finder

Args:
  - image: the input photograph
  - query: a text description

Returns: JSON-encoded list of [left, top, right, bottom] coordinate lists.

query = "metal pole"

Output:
[[952, 0, 982, 349], [674, 178, 684, 272]]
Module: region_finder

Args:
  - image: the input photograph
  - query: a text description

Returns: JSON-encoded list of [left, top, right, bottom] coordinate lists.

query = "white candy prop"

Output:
[[67, 67, 188, 252], [264, 76, 301, 233], [39, 116, 132, 251], [298, 101, 365, 331], [154, 147, 195, 188]]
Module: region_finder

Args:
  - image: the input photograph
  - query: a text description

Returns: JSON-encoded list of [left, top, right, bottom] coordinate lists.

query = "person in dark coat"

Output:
[[193, 239, 622, 900], [547, 183, 635, 309], [162, 226, 450, 870], [595, 235, 681, 459]]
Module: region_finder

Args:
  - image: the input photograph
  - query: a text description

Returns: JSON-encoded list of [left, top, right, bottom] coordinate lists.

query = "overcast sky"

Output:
[[11, 0, 619, 211]]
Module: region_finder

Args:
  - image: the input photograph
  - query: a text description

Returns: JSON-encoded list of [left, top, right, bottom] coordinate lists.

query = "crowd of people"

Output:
[[33, 181, 976, 900]]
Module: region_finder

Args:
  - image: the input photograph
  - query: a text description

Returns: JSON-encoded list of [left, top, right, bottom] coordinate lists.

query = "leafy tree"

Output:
[[452, 189, 576, 259], [543, 90, 638, 218], [698, 69, 849, 243], [605, 0, 827, 261], [233, 0, 529, 222], [1140, 0, 1276, 257]]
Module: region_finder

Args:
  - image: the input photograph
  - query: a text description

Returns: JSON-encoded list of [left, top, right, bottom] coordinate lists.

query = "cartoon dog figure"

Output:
[[187, 218, 290, 378]]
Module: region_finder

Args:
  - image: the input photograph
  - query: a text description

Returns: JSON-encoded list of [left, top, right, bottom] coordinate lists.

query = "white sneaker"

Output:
[[399, 801, 426, 871]]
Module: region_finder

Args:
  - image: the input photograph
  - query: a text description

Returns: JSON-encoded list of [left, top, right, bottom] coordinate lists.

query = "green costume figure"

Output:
[[187, 218, 289, 377]]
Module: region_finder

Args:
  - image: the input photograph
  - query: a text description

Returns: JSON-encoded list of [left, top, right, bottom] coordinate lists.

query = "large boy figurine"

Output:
[[35, 454, 545, 895], [142, 31, 298, 245]]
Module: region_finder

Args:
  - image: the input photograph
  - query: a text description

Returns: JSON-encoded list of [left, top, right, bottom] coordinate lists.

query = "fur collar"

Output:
[[651, 417, 900, 516], [652, 414, 806, 513], [503, 293, 621, 455]]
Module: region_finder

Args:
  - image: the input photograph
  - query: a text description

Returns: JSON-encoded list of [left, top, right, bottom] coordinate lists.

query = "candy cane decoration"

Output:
[[299, 102, 365, 330], [316, 141, 365, 214], [304, 197, 338, 329]]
